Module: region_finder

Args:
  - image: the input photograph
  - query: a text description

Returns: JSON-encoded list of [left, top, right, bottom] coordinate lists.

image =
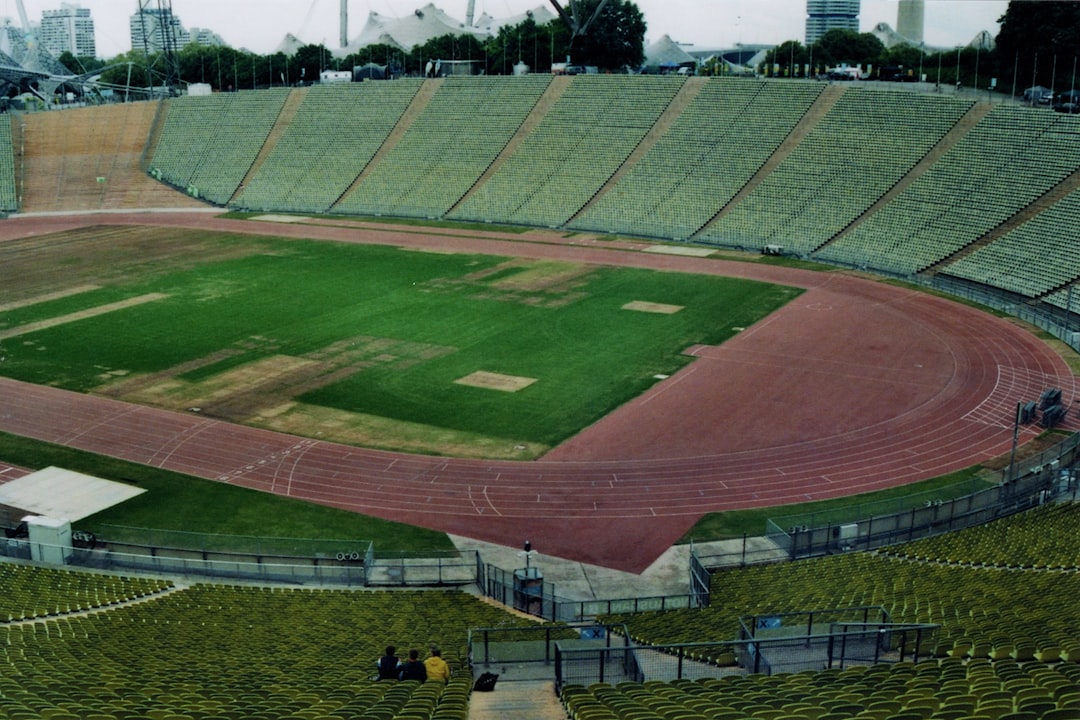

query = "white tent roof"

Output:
[[275, 33, 307, 56], [339, 3, 487, 55], [473, 6, 557, 36], [645, 35, 695, 67], [0, 466, 145, 522]]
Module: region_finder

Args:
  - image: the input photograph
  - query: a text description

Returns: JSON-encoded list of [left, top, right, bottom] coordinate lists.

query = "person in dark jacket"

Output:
[[376, 645, 400, 680], [398, 649, 427, 681]]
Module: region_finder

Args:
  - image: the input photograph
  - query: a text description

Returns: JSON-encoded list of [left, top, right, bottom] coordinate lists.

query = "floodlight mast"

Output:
[[137, 0, 182, 96]]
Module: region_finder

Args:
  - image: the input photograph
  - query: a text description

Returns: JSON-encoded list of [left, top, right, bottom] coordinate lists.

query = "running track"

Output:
[[0, 213, 1077, 573]]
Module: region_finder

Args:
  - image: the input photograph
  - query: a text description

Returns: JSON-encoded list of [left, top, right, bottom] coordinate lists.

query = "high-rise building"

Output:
[[40, 3, 96, 59], [896, 0, 925, 45], [130, 6, 190, 54], [805, 0, 860, 45]]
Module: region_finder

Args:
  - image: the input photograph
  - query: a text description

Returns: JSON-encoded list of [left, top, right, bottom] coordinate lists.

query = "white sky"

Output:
[[4, 0, 1008, 59]]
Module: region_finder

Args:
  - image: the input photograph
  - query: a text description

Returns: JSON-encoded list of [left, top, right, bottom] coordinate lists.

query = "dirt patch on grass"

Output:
[[0, 293, 168, 340], [251, 401, 548, 459], [455, 371, 537, 392], [96, 335, 458, 432], [622, 300, 684, 315], [488, 260, 592, 292], [0, 226, 268, 303], [981, 431, 1071, 471], [0, 284, 100, 312], [425, 259, 594, 308]]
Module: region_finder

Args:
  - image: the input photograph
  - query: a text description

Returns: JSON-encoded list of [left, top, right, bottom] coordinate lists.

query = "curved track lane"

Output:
[[0, 213, 1077, 572]]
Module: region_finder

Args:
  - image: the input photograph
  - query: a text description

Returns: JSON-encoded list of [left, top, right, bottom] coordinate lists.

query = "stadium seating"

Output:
[[233, 81, 424, 213], [333, 76, 552, 219], [0, 574, 540, 720], [609, 503, 1080, 661], [0, 117, 18, 212], [1044, 283, 1080, 313], [150, 89, 290, 204], [938, 188, 1080, 297], [562, 659, 1080, 720], [0, 562, 171, 621], [697, 87, 972, 254], [448, 75, 684, 228], [569, 79, 824, 241], [816, 106, 1080, 275]]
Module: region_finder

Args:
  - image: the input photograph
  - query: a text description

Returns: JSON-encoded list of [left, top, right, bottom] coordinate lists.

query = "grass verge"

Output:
[[0, 431, 455, 555], [679, 466, 994, 543]]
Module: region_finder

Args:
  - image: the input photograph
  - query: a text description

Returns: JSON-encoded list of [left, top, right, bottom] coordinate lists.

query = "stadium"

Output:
[[1, 74, 1080, 719]]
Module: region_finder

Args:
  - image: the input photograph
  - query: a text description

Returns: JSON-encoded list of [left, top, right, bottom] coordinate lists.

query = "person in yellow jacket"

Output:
[[423, 645, 451, 682]]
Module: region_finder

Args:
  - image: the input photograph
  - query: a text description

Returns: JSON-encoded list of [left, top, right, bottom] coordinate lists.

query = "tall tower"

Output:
[[805, 0, 860, 45], [896, 0, 924, 45]]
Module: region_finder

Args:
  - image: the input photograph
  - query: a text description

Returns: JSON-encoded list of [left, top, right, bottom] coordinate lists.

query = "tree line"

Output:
[[760, 1, 1080, 97], [58, 0, 645, 94], [56, 0, 1080, 100]]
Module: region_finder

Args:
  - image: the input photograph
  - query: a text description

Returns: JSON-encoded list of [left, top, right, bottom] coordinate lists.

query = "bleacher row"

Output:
[[0, 116, 16, 212], [817, 107, 1080, 277], [698, 89, 973, 254], [4, 501, 1080, 719], [233, 81, 425, 213], [447, 75, 685, 228], [151, 89, 291, 204], [566, 502, 1080, 720], [334, 75, 553, 219], [611, 507, 1080, 663], [139, 78, 1080, 307], [0, 580, 529, 720], [570, 80, 824, 240]]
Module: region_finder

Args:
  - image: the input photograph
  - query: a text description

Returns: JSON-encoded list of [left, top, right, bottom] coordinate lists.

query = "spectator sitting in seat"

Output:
[[398, 648, 427, 681], [424, 645, 451, 683], [376, 645, 400, 680]]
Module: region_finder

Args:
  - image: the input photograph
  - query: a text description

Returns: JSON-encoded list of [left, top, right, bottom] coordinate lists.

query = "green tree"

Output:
[[293, 44, 332, 84], [564, 0, 646, 71], [811, 28, 885, 70], [996, 1, 1080, 96], [763, 40, 810, 77]]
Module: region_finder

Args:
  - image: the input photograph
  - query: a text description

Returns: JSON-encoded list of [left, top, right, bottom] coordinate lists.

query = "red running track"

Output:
[[0, 213, 1077, 572]]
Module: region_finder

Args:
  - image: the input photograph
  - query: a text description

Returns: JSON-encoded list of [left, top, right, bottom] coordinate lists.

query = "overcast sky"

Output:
[[4, 0, 1008, 59]]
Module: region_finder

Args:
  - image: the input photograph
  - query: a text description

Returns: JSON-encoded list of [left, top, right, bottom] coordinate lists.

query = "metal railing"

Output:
[[769, 438, 1079, 560], [554, 619, 938, 691]]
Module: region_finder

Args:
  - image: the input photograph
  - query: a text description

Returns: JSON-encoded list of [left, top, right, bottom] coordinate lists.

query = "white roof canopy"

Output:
[[0, 466, 145, 522]]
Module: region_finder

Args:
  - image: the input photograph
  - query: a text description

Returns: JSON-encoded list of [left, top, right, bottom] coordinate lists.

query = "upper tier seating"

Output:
[[816, 106, 1080, 275], [448, 75, 684, 228], [938, 187, 1080, 297], [697, 88, 972, 254], [233, 81, 424, 213], [333, 75, 552, 219], [150, 89, 290, 204], [569, 79, 823, 241]]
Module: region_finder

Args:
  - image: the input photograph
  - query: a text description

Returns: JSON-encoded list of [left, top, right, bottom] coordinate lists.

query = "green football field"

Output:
[[0, 227, 802, 457]]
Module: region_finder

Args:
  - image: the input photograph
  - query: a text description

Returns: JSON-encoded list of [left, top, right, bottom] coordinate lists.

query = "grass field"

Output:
[[0, 226, 801, 458]]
